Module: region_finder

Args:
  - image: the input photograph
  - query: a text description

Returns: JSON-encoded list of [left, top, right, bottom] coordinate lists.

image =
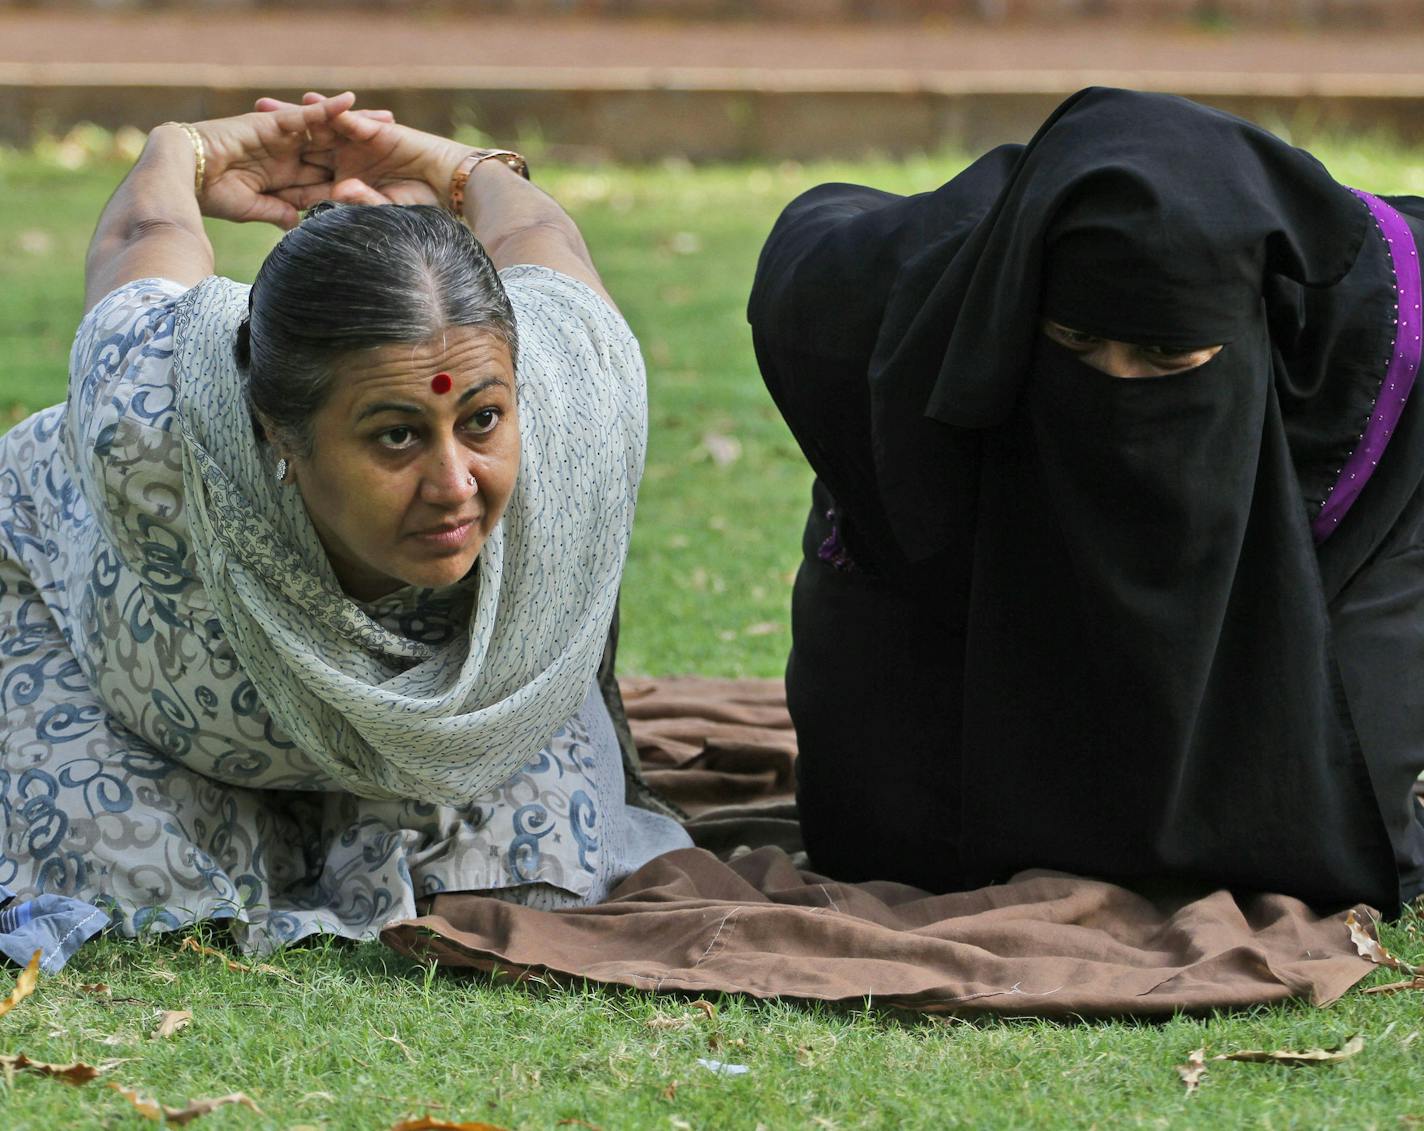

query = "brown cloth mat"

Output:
[[381, 677, 1378, 1016]]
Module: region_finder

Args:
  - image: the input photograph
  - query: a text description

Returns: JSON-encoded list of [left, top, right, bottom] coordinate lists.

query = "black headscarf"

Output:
[[750, 88, 1423, 911]]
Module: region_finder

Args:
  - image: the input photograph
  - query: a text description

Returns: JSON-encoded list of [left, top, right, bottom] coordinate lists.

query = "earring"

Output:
[[275, 457, 289, 484]]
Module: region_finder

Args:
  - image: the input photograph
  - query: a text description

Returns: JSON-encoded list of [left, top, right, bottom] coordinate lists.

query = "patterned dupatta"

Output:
[[173, 274, 645, 804]]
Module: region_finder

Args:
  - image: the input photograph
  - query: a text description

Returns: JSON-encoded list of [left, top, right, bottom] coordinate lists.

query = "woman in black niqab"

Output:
[[749, 88, 1424, 915]]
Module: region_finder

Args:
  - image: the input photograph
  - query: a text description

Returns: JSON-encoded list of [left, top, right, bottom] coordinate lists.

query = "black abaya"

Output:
[[750, 88, 1424, 913]]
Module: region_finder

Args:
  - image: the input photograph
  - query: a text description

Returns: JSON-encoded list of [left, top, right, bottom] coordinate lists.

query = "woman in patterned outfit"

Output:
[[0, 91, 688, 965]]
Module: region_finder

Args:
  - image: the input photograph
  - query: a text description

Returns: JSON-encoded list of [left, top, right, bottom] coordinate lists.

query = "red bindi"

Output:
[[430, 372, 453, 395]]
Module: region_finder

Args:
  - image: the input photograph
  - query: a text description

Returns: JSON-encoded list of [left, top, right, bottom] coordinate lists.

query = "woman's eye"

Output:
[[465, 408, 500, 435], [377, 426, 417, 449], [1140, 345, 1210, 366], [1046, 323, 1100, 348]]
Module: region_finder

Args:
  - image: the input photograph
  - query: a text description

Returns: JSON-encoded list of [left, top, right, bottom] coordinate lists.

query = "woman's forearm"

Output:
[[84, 124, 214, 311], [459, 158, 613, 307], [460, 160, 581, 263]]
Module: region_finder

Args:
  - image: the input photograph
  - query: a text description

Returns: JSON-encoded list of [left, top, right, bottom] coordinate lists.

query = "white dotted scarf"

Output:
[[174, 271, 645, 803]]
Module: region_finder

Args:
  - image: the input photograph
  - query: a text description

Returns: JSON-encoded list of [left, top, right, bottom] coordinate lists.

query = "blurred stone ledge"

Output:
[[4, 64, 1422, 158], [2, 0, 1420, 27]]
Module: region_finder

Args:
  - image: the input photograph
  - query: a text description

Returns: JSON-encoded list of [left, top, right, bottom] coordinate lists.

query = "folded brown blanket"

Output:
[[381, 677, 1376, 1016]]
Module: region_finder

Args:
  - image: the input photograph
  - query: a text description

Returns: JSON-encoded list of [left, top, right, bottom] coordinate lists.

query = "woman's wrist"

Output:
[[133, 123, 215, 227], [449, 150, 530, 223], [146, 122, 203, 197], [422, 139, 479, 210]]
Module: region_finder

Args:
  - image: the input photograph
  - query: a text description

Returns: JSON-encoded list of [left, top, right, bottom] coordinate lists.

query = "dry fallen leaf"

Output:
[[17, 230, 53, 256], [390, 1119, 511, 1131], [700, 432, 742, 468], [0, 1053, 119, 1085], [78, 983, 112, 997], [1363, 976, 1424, 995], [0, 951, 41, 1020], [177, 937, 296, 982], [1346, 910, 1418, 973], [179, 938, 242, 969], [1214, 1034, 1365, 1066], [646, 1000, 718, 1030], [668, 231, 702, 255], [152, 1010, 192, 1039], [380, 1027, 417, 1062], [108, 1083, 261, 1124], [1176, 1047, 1209, 1094]]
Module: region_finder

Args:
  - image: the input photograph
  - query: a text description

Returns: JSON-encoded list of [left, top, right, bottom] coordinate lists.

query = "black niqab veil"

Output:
[[750, 88, 1422, 912]]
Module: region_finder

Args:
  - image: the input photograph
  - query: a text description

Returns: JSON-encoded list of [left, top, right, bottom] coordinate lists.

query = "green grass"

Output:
[[4, 915, 1423, 1130], [4, 130, 1424, 1129]]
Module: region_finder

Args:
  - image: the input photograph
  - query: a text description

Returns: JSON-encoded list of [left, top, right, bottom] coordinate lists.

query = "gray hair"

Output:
[[234, 202, 518, 455]]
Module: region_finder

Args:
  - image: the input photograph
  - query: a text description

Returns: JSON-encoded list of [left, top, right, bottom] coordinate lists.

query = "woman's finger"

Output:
[[251, 92, 353, 148], [300, 148, 338, 172], [331, 178, 392, 206], [303, 91, 393, 122], [327, 107, 387, 143], [264, 92, 356, 133], [286, 160, 337, 186], [255, 94, 392, 124], [273, 183, 337, 209], [308, 91, 358, 124], [239, 192, 302, 231]]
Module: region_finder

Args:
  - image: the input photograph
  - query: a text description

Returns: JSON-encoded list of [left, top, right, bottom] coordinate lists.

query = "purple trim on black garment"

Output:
[[1312, 190, 1424, 543], [817, 508, 859, 572]]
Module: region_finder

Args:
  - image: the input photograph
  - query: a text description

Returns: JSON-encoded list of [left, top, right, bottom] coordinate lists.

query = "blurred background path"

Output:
[[4, 9, 1424, 74], [4, 8, 1422, 157]]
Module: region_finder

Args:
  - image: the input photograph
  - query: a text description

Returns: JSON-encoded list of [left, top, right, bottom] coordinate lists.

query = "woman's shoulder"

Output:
[[70, 277, 192, 423], [498, 265, 636, 349], [76, 277, 191, 349], [65, 278, 205, 548]]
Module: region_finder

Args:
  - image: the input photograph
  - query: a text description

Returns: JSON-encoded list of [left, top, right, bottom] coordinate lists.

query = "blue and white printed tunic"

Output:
[[0, 269, 689, 962]]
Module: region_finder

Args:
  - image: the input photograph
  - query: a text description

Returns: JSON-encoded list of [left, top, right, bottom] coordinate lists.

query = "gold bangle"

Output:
[[447, 148, 530, 218], [161, 121, 206, 196]]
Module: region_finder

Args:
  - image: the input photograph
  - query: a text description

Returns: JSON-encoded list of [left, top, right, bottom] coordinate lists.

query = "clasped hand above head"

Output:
[[250, 90, 466, 213], [86, 88, 612, 313], [183, 90, 457, 229], [242, 90, 610, 303], [174, 91, 362, 230]]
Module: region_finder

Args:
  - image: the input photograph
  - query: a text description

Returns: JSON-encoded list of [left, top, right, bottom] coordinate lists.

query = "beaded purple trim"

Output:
[[1311, 190, 1423, 543], [817, 508, 859, 572]]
